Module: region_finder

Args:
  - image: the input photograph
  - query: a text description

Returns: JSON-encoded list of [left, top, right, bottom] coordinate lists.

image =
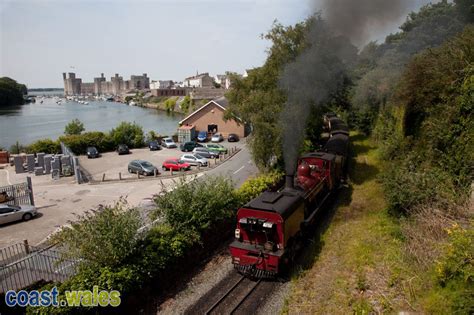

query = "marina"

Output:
[[0, 96, 182, 149]]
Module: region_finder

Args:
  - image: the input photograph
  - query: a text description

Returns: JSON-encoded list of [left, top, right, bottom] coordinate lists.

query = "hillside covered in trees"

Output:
[[0, 77, 28, 107]]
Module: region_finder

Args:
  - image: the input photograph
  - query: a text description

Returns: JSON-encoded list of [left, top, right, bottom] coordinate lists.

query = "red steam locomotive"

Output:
[[229, 113, 350, 278]]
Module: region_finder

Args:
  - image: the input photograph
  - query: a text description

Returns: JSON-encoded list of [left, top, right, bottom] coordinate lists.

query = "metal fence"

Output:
[[0, 242, 79, 293], [0, 177, 34, 206]]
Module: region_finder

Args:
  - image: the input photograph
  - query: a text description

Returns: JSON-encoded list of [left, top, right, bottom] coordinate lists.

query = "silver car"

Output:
[[192, 147, 219, 159], [0, 204, 38, 225], [161, 137, 177, 148], [180, 153, 208, 167], [211, 133, 224, 142]]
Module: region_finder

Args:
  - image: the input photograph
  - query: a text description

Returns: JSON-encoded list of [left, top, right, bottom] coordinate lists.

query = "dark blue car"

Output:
[[197, 131, 208, 142]]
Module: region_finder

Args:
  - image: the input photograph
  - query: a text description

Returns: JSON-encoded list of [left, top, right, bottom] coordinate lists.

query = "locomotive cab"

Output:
[[230, 188, 304, 278]]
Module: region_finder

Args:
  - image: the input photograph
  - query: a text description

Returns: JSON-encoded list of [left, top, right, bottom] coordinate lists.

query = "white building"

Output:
[[150, 80, 174, 89], [183, 72, 214, 88]]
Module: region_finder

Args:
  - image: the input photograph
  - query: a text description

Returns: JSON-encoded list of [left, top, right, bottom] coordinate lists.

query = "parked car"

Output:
[[192, 147, 219, 159], [117, 144, 130, 155], [148, 141, 161, 151], [86, 146, 100, 158], [180, 153, 208, 167], [161, 137, 177, 148], [227, 133, 240, 142], [180, 141, 203, 152], [204, 143, 228, 154], [197, 131, 208, 142], [162, 159, 191, 171], [128, 160, 159, 176], [211, 133, 224, 142], [0, 204, 37, 225]]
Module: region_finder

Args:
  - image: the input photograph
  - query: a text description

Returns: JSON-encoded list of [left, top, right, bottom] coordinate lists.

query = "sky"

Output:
[[0, 0, 435, 88]]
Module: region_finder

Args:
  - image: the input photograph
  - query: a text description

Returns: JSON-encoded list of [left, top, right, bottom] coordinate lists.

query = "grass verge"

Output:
[[283, 133, 436, 314]]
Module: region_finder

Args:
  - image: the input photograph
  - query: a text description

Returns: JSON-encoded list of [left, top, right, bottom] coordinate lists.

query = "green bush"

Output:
[[236, 171, 283, 203], [180, 95, 191, 113], [163, 97, 177, 113], [49, 199, 142, 269], [381, 161, 459, 214], [27, 138, 60, 154], [59, 131, 114, 154], [136, 224, 196, 276], [64, 119, 85, 135], [109, 121, 144, 148], [424, 223, 474, 313], [153, 176, 239, 233], [379, 27, 474, 214]]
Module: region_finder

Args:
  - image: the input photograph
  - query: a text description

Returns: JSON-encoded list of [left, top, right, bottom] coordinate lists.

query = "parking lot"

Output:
[[0, 140, 251, 248], [78, 141, 243, 181]]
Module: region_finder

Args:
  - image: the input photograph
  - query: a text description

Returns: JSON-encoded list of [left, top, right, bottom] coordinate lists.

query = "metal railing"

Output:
[[0, 242, 79, 293], [0, 177, 34, 206]]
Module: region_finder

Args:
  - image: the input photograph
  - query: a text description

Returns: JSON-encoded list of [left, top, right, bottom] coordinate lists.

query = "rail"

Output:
[[205, 275, 261, 315]]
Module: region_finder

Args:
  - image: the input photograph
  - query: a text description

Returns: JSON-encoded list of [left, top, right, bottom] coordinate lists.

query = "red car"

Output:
[[162, 159, 191, 171]]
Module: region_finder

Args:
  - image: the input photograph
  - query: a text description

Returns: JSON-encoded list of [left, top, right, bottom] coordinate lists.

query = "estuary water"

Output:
[[0, 97, 182, 149]]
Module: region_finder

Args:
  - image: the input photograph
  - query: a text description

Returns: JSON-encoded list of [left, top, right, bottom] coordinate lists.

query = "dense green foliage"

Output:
[[13, 121, 145, 155], [153, 176, 239, 236], [236, 171, 283, 202], [0, 77, 27, 107], [50, 199, 142, 269], [424, 223, 474, 313], [349, 1, 467, 134], [29, 176, 243, 314], [225, 20, 310, 170], [378, 27, 474, 214], [109, 121, 145, 148], [163, 97, 177, 113], [59, 131, 115, 154], [64, 119, 85, 135], [27, 139, 61, 154], [180, 95, 191, 113]]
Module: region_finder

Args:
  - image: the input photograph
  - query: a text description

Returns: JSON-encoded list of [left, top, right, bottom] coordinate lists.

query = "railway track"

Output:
[[204, 275, 261, 315], [183, 270, 273, 315]]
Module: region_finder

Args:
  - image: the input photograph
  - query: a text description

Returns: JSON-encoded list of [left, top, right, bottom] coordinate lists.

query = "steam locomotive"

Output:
[[229, 113, 350, 278]]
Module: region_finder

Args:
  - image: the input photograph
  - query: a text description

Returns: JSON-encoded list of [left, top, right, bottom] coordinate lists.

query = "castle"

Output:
[[62, 72, 150, 96]]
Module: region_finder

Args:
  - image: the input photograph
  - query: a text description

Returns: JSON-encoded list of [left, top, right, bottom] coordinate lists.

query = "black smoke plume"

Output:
[[279, 0, 417, 175], [320, 0, 412, 47], [279, 17, 356, 175]]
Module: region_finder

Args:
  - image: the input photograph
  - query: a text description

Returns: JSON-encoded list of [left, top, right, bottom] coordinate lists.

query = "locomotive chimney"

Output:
[[285, 174, 294, 189]]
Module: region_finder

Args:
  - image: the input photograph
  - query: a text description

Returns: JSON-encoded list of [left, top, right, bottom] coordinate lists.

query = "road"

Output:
[[0, 144, 258, 248]]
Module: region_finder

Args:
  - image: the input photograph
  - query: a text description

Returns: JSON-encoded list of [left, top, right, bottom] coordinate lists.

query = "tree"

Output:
[[0, 77, 27, 107], [180, 95, 191, 114], [109, 121, 144, 148], [50, 199, 142, 269], [350, 1, 465, 133], [64, 118, 85, 135], [225, 19, 310, 170]]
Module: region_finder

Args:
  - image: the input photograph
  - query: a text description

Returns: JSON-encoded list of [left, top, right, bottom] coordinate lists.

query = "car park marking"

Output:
[[233, 166, 245, 175]]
